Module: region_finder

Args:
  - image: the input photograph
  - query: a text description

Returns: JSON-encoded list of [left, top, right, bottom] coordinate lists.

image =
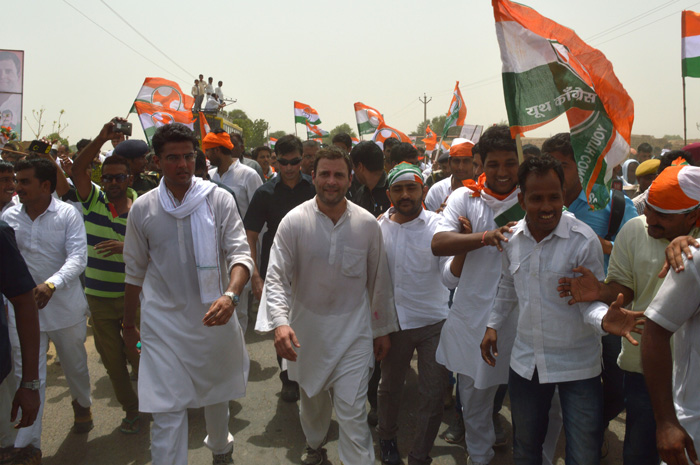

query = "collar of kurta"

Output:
[[513, 210, 574, 242]]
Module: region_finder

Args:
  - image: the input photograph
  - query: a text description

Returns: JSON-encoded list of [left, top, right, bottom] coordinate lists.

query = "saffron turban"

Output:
[[449, 138, 474, 158], [646, 165, 700, 214], [201, 132, 234, 152]]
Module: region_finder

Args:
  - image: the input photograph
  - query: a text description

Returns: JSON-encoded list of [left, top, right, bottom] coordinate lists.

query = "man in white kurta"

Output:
[[123, 124, 253, 465], [261, 147, 398, 465]]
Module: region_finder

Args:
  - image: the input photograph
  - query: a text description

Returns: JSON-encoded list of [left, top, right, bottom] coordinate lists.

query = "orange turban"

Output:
[[202, 132, 234, 152], [449, 138, 474, 158], [646, 165, 700, 214]]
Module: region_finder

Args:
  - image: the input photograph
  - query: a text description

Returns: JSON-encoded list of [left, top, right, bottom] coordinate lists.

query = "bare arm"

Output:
[[642, 320, 700, 465], [73, 119, 122, 200], [7, 291, 40, 428], [246, 229, 264, 300], [557, 266, 634, 306]]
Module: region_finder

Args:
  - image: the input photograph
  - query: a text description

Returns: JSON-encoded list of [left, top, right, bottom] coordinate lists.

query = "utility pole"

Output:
[[419, 93, 432, 128]]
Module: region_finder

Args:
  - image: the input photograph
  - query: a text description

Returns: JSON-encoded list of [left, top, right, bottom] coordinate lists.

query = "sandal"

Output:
[[119, 415, 140, 434]]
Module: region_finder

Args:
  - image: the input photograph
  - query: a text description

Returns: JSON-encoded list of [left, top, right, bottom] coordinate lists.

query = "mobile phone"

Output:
[[611, 179, 623, 191], [113, 121, 133, 136], [28, 140, 51, 154]]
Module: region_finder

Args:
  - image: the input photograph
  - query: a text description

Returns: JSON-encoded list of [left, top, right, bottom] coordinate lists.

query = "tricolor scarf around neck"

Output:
[[463, 173, 524, 226], [157, 177, 222, 304]]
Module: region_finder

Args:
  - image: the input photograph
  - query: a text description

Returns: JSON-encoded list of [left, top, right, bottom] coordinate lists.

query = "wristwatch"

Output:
[[44, 281, 55, 291], [20, 380, 40, 390], [223, 292, 239, 306]]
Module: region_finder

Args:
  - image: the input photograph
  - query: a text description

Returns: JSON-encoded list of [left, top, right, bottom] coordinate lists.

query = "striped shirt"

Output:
[[78, 185, 136, 298]]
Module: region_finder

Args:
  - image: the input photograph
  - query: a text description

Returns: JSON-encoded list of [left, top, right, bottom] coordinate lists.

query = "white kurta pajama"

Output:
[[124, 180, 253, 465], [260, 198, 398, 464]]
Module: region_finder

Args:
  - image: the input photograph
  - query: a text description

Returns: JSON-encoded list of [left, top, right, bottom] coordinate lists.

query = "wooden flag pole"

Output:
[[683, 76, 688, 145], [515, 133, 525, 164]]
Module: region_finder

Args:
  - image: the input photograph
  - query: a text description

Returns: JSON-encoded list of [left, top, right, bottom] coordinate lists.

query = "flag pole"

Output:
[[683, 76, 688, 145], [515, 134, 524, 164]]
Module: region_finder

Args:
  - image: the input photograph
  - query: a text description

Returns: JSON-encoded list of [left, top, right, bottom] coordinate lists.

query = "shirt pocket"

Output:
[[341, 246, 365, 278], [404, 242, 435, 273]]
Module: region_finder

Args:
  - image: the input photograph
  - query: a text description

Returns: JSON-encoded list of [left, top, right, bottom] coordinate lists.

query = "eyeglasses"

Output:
[[163, 153, 196, 163], [101, 174, 129, 183], [277, 157, 302, 166]]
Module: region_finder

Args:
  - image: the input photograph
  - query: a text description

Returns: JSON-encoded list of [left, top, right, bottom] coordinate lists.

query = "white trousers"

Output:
[[299, 361, 374, 465], [458, 374, 498, 464], [0, 365, 17, 447], [9, 319, 91, 449], [151, 402, 233, 465]]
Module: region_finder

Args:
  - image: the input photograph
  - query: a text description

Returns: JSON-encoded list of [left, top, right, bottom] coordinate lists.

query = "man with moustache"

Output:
[[424, 138, 476, 213]]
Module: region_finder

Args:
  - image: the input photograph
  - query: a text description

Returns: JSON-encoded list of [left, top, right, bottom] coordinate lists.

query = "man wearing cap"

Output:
[[633, 159, 660, 215], [70, 118, 141, 433], [113, 139, 158, 196], [559, 164, 700, 464], [204, 130, 262, 333], [641, 166, 700, 465], [424, 138, 475, 213], [260, 146, 398, 465], [376, 162, 451, 465]]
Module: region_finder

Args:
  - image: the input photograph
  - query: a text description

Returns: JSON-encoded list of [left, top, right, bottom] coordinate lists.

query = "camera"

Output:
[[113, 121, 133, 136]]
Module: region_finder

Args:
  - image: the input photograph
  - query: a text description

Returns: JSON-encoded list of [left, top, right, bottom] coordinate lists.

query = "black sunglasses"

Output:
[[101, 174, 129, 183], [277, 157, 302, 166]]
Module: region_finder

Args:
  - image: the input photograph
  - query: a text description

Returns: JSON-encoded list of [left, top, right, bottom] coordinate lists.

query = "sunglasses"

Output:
[[277, 157, 302, 166], [101, 174, 129, 183]]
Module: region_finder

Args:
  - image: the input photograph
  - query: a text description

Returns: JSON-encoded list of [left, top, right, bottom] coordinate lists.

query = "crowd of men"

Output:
[[0, 119, 700, 465], [192, 74, 227, 113]]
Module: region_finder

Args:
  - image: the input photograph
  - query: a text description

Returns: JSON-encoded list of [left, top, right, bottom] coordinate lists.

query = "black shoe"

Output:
[[280, 381, 300, 403], [379, 438, 401, 465], [443, 413, 465, 444]]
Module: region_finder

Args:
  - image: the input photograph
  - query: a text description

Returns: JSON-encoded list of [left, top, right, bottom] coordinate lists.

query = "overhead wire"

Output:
[[99, 0, 195, 80], [61, 0, 189, 82]]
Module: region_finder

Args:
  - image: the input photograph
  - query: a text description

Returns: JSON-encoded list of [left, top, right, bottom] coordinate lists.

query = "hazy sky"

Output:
[[6, 0, 700, 145]]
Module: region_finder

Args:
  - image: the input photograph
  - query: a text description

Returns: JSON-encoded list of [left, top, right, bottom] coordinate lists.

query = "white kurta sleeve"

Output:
[[217, 190, 254, 276], [440, 256, 460, 289], [48, 207, 87, 289], [487, 252, 518, 331], [264, 216, 296, 329], [124, 201, 149, 287], [245, 171, 263, 204], [434, 188, 467, 234], [366, 222, 399, 338]]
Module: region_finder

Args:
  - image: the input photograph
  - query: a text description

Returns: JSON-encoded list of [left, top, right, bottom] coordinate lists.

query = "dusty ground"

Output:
[[37, 317, 626, 464]]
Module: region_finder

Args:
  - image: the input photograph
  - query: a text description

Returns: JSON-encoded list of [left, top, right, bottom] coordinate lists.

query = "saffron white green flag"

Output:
[[682, 10, 700, 77], [129, 77, 196, 144], [354, 102, 384, 135], [493, 0, 634, 210], [442, 81, 467, 138], [306, 121, 329, 139], [294, 101, 321, 125]]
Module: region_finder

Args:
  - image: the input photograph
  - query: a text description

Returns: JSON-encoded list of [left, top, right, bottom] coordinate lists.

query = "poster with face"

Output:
[[0, 50, 23, 142]]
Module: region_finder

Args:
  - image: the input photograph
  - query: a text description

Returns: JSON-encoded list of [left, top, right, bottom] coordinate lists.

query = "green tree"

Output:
[[415, 115, 446, 137], [328, 123, 357, 139], [269, 130, 287, 139]]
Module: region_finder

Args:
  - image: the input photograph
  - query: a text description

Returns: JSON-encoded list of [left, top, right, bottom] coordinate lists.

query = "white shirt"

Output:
[[433, 186, 518, 388], [645, 245, 700, 451], [378, 207, 449, 330], [424, 176, 453, 212], [487, 212, 608, 384], [124, 186, 254, 412], [205, 83, 214, 95], [2, 197, 88, 331], [215, 86, 223, 100], [1, 195, 19, 214], [260, 199, 398, 402], [209, 159, 262, 218], [204, 95, 219, 111]]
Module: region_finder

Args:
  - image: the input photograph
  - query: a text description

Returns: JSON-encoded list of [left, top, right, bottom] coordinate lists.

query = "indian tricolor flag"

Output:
[[267, 138, 277, 149], [133, 101, 196, 144], [306, 121, 329, 139], [442, 81, 467, 138], [294, 101, 321, 125], [354, 102, 384, 135], [422, 125, 437, 151], [371, 122, 411, 150], [683, 11, 700, 77], [351, 137, 360, 147], [493, 0, 633, 210]]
